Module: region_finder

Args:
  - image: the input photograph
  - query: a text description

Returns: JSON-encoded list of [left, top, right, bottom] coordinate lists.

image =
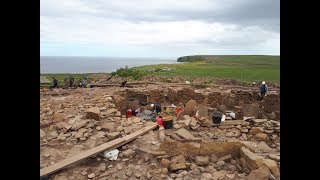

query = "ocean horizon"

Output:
[[40, 56, 181, 74]]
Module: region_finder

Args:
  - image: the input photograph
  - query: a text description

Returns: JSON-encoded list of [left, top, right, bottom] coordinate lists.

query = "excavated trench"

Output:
[[110, 87, 280, 175], [113, 88, 280, 121]]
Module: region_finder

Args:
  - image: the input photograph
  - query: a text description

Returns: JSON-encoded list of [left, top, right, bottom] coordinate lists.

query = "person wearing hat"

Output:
[[260, 81, 268, 100]]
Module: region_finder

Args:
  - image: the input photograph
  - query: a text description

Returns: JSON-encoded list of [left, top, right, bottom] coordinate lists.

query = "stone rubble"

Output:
[[40, 84, 280, 180]]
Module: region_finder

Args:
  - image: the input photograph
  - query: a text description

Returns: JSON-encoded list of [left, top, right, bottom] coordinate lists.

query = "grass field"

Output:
[[134, 55, 280, 83], [41, 55, 280, 86]]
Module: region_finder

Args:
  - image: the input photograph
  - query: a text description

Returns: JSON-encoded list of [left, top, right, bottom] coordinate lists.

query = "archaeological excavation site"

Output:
[[40, 79, 280, 180]]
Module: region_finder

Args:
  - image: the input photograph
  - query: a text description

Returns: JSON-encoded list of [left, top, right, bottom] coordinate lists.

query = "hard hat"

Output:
[[151, 104, 154, 107], [262, 81, 265, 85]]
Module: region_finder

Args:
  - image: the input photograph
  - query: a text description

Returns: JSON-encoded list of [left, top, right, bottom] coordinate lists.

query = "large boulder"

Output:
[[75, 128, 88, 139], [40, 129, 46, 138], [246, 165, 270, 180], [160, 158, 171, 168], [169, 163, 188, 171], [258, 141, 276, 153], [263, 159, 280, 179], [101, 122, 116, 132], [171, 155, 186, 164], [211, 170, 226, 180], [250, 127, 263, 135], [122, 149, 135, 157], [197, 105, 208, 117], [52, 112, 66, 122], [255, 133, 268, 141], [106, 132, 120, 140], [106, 108, 117, 116], [201, 173, 213, 179], [240, 147, 264, 170], [184, 100, 197, 116], [195, 156, 210, 166], [243, 104, 260, 118], [184, 115, 192, 126], [268, 154, 280, 162], [85, 107, 100, 120], [217, 104, 227, 114], [72, 120, 89, 131]]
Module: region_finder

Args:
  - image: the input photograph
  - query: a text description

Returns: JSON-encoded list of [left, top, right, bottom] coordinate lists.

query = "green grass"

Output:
[[134, 55, 280, 83], [40, 55, 280, 86], [111, 66, 145, 80]]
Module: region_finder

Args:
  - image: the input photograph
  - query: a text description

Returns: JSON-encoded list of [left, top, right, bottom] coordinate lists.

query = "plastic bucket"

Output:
[[163, 120, 173, 129], [212, 112, 223, 124], [162, 116, 173, 129]]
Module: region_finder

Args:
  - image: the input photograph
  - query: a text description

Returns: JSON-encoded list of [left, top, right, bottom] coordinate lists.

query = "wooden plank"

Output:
[[40, 123, 158, 177]]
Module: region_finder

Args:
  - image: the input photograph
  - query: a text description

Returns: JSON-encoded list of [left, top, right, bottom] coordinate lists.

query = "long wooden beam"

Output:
[[40, 123, 158, 177]]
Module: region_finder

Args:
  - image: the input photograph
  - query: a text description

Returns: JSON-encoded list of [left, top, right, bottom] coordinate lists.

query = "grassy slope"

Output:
[[134, 55, 280, 83]]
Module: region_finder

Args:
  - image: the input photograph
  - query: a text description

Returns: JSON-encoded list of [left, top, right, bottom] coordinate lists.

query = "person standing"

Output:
[[260, 81, 268, 100], [52, 77, 58, 89], [64, 77, 69, 88], [69, 76, 74, 87], [82, 75, 88, 87]]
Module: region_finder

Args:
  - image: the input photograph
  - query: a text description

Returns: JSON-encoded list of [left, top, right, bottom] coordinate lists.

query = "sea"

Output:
[[40, 56, 181, 74]]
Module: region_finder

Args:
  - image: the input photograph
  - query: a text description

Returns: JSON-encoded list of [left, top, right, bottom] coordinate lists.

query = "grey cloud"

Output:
[[91, 0, 279, 31], [41, 0, 279, 31]]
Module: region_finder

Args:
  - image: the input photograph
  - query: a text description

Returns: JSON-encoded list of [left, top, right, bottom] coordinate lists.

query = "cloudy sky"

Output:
[[40, 0, 280, 58]]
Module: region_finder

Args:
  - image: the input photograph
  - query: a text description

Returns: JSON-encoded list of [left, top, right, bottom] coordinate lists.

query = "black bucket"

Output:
[[212, 112, 223, 124], [163, 119, 173, 129]]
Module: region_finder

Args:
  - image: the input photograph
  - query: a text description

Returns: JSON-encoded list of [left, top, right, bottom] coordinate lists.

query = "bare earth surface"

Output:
[[40, 80, 280, 180]]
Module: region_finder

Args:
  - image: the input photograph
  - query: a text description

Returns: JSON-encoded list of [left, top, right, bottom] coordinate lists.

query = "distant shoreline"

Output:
[[40, 56, 181, 74], [41, 55, 280, 84]]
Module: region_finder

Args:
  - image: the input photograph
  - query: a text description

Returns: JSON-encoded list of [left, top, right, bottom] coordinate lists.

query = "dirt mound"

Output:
[[94, 75, 125, 84], [89, 73, 108, 82]]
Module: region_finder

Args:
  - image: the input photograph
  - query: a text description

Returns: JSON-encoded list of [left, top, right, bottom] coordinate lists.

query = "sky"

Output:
[[40, 0, 280, 58]]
